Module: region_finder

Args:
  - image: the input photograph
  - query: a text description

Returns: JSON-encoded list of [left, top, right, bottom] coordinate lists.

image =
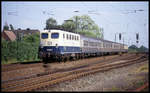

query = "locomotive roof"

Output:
[[42, 29, 79, 35]]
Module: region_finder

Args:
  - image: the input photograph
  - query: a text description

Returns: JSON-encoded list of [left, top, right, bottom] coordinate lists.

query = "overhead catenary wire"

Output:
[[3, 2, 148, 48]]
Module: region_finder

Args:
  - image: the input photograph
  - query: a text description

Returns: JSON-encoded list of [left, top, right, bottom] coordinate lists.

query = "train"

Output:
[[38, 29, 128, 62]]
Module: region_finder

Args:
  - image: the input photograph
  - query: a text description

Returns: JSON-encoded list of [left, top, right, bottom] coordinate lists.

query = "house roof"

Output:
[[12, 29, 40, 36], [3, 30, 16, 41]]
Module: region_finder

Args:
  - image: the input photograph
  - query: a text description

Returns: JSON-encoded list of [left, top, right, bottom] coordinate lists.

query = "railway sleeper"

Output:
[[4, 54, 147, 92]]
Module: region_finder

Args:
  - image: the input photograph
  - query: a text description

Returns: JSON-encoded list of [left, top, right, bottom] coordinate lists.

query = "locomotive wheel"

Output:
[[55, 56, 59, 62], [64, 57, 67, 63], [76, 54, 79, 60], [43, 58, 48, 64], [61, 55, 65, 62], [79, 54, 82, 59], [58, 56, 61, 63], [71, 57, 76, 61]]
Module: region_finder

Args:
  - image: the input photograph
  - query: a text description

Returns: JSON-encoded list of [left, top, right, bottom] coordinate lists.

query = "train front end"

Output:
[[39, 30, 61, 61]]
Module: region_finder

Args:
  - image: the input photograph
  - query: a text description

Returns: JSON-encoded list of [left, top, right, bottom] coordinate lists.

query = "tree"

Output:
[[128, 45, 138, 50], [63, 15, 104, 39], [45, 17, 57, 30], [128, 45, 138, 52], [18, 28, 21, 30], [62, 20, 76, 32], [10, 24, 14, 30], [3, 22, 9, 31], [26, 28, 30, 30], [44, 15, 104, 39], [128, 45, 148, 52], [138, 45, 148, 52], [56, 25, 63, 30]]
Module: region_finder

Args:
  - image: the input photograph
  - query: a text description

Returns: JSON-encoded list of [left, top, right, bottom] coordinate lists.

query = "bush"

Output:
[[1, 34, 40, 64]]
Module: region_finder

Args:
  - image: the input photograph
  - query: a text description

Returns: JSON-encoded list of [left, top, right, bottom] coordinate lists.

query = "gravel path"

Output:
[[37, 60, 149, 92]]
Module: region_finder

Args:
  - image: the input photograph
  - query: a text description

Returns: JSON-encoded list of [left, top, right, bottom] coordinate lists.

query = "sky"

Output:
[[1, 1, 149, 48]]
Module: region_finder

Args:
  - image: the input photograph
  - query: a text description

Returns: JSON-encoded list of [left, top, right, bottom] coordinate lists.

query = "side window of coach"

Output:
[[63, 34, 65, 39], [67, 34, 68, 40]]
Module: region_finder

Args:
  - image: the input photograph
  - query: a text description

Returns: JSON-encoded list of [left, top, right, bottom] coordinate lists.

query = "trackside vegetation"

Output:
[[128, 45, 148, 53], [1, 33, 40, 64]]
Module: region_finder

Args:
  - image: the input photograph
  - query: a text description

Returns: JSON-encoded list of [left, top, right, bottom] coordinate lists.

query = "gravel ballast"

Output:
[[37, 60, 149, 92]]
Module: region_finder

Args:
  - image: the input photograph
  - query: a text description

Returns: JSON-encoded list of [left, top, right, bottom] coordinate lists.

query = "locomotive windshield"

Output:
[[41, 33, 48, 39], [51, 33, 59, 39]]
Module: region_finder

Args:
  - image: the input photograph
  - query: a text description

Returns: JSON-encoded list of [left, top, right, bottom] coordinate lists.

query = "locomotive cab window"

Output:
[[51, 33, 59, 39], [41, 33, 48, 39]]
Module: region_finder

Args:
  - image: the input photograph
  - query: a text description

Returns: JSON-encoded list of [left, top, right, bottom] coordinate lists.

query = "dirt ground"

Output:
[[37, 60, 149, 92]]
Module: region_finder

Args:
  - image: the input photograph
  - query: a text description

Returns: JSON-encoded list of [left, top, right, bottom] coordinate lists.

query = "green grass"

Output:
[[1, 58, 41, 65], [111, 86, 121, 91], [1, 58, 17, 64], [136, 81, 145, 86], [137, 64, 149, 73]]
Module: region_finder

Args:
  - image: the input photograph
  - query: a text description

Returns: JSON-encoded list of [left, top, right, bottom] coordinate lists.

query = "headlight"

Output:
[[40, 46, 43, 48], [40, 42, 44, 45]]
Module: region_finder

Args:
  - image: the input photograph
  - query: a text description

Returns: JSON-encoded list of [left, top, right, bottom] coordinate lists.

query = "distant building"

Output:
[[12, 29, 40, 37], [2, 30, 16, 41], [2, 29, 40, 41]]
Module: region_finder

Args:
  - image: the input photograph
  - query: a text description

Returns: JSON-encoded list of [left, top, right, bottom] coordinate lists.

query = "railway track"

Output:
[[2, 53, 134, 83], [1, 54, 123, 72], [1, 53, 148, 92], [1, 53, 133, 72], [2, 53, 135, 84], [1, 54, 125, 82]]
